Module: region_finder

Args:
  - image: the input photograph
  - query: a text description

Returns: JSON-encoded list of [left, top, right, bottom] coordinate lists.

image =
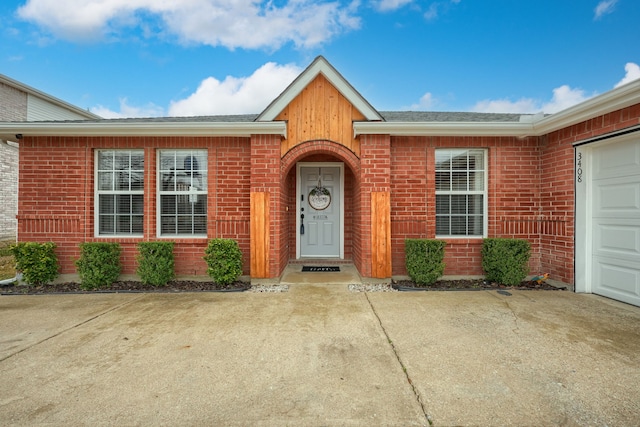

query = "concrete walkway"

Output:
[[1, 285, 639, 426]]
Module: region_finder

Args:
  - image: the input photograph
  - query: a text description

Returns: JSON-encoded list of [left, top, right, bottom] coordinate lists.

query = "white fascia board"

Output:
[[257, 57, 382, 122], [353, 121, 534, 138], [0, 121, 287, 138], [532, 79, 640, 135]]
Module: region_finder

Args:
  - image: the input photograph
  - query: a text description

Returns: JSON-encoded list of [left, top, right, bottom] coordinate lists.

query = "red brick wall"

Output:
[[390, 137, 428, 272], [18, 136, 253, 277], [19, 104, 640, 284], [390, 136, 544, 278]]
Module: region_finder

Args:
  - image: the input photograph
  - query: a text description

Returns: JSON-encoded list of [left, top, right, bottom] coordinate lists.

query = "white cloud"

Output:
[[614, 62, 640, 88], [373, 0, 414, 12], [541, 85, 591, 113], [91, 98, 165, 118], [406, 92, 436, 110], [17, 0, 361, 49], [594, 0, 618, 20], [91, 62, 301, 118], [471, 85, 591, 114], [423, 3, 439, 20], [168, 62, 301, 116], [471, 98, 540, 114]]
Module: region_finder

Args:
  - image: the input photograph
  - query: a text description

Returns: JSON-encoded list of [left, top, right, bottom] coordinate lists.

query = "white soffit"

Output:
[[257, 56, 382, 122], [353, 121, 533, 137], [0, 121, 287, 140]]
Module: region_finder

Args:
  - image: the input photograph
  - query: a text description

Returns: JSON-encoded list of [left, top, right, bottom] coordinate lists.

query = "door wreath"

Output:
[[309, 186, 331, 210], [308, 168, 331, 210]]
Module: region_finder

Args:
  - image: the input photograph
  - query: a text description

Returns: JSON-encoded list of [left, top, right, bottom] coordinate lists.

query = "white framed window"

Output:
[[158, 149, 208, 237], [435, 149, 487, 237], [96, 150, 144, 236]]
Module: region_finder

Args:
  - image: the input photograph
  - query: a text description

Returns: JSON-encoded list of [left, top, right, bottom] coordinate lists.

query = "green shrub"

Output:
[[137, 241, 175, 286], [10, 242, 59, 285], [405, 239, 446, 286], [75, 242, 121, 290], [481, 238, 531, 286], [203, 239, 243, 285]]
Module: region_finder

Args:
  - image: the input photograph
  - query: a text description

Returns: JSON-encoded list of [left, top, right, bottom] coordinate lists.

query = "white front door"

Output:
[[297, 163, 343, 258], [581, 134, 640, 306]]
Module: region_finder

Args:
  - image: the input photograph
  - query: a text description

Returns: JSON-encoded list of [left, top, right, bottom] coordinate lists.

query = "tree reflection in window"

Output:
[[159, 150, 207, 236], [96, 150, 144, 235]]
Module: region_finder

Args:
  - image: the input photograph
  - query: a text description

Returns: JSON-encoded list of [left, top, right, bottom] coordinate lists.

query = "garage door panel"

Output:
[[593, 138, 640, 180], [593, 259, 640, 305], [593, 220, 640, 261], [593, 176, 640, 217]]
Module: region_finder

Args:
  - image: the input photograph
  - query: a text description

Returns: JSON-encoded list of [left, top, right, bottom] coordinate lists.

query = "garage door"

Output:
[[591, 136, 640, 306]]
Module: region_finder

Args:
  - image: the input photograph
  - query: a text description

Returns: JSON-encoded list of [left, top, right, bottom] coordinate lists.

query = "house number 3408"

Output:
[[576, 152, 583, 183]]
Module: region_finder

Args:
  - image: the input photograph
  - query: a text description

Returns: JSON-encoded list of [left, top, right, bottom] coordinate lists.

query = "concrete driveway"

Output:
[[1, 286, 639, 426]]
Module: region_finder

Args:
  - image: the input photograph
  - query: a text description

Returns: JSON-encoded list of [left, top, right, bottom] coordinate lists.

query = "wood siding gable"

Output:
[[277, 74, 366, 157]]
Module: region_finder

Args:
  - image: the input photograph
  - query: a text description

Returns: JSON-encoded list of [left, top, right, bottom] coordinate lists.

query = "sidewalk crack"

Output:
[[364, 293, 433, 426]]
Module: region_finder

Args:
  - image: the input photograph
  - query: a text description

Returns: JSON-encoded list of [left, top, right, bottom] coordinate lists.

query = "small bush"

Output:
[[75, 242, 121, 290], [137, 241, 175, 286], [481, 238, 531, 286], [405, 239, 446, 286], [203, 239, 243, 285], [10, 242, 59, 285]]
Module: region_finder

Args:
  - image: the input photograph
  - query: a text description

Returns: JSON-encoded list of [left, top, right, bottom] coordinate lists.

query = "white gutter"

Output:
[[353, 121, 534, 138], [532, 78, 640, 135], [0, 121, 287, 139]]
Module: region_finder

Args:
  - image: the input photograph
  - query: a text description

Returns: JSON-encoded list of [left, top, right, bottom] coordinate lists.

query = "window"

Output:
[[158, 150, 207, 237], [96, 150, 144, 236], [435, 149, 486, 237]]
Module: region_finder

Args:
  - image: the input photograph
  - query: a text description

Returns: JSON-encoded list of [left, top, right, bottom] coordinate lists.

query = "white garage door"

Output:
[[591, 136, 640, 306]]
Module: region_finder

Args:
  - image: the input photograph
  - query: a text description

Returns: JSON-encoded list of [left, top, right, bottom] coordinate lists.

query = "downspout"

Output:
[[0, 274, 20, 286]]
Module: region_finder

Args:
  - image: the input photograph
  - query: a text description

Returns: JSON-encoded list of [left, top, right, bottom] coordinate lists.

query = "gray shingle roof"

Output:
[[379, 111, 524, 122], [26, 111, 525, 124]]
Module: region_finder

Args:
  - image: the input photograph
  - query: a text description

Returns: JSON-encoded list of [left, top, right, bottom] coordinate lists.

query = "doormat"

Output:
[[301, 266, 340, 272]]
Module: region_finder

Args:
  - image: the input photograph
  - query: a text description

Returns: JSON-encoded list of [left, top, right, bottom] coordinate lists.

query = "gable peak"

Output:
[[257, 56, 382, 122]]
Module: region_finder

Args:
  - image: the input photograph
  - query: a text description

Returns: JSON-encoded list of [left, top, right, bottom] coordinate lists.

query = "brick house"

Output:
[[1, 57, 639, 305], [0, 74, 100, 241]]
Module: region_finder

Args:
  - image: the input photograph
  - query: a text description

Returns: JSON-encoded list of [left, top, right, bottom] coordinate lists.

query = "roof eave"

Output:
[[353, 121, 534, 138], [0, 121, 287, 140], [533, 79, 640, 135]]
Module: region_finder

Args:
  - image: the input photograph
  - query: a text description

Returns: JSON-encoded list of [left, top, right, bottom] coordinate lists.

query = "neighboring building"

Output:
[[0, 57, 639, 306], [0, 74, 100, 240]]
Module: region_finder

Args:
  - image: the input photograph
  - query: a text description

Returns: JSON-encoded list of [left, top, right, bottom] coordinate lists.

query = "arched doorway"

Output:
[[281, 141, 361, 268]]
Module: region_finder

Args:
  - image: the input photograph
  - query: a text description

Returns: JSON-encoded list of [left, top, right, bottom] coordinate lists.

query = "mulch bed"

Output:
[[1, 278, 566, 294], [392, 279, 566, 291], [0, 280, 250, 295]]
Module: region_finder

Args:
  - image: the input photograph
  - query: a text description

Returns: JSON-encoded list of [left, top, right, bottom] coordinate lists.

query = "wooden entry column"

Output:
[[360, 134, 392, 279], [250, 191, 270, 278], [250, 134, 281, 279]]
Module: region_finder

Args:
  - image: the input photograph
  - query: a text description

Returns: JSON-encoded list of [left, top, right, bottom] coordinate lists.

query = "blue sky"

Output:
[[1, 0, 639, 118]]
